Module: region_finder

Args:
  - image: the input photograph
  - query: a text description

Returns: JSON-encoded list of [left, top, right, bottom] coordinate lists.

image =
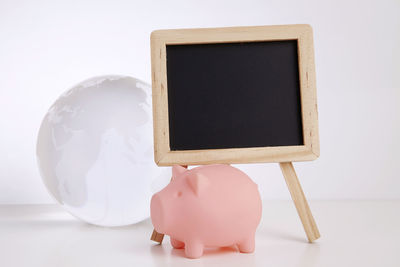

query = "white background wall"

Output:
[[0, 0, 399, 203]]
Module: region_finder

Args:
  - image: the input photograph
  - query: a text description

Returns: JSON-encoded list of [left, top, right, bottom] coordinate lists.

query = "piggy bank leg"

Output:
[[170, 237, 185, 249], [237, 234, 255, 253], [184, 241, 204, 259]]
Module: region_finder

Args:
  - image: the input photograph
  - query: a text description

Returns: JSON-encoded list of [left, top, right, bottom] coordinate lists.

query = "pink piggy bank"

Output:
[[150, 164, 262, 258]]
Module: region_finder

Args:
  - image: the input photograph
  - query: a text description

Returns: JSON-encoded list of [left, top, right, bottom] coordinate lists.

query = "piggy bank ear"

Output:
[[187, 173, 209, 196], [172, 165, 186, 180]]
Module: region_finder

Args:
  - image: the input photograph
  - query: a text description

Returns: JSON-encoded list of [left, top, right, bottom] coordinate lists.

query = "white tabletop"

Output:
[[1, 200, 399, 267]]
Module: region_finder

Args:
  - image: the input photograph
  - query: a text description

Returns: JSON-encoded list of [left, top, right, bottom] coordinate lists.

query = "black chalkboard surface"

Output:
[[166, 40, 303, 151]]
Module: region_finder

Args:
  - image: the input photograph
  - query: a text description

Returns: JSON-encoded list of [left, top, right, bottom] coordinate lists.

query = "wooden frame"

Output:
[[151, 24, 319, 166]]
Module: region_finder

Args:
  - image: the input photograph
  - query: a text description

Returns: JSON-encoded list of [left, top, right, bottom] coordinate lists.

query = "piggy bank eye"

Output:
[[175, 191, 182, 198]]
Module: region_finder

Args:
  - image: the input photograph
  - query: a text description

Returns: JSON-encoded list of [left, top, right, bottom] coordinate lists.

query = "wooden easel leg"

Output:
[[150, 165, 188, 244], [279, 162, 320, 242], [151, 229, 165, 243]]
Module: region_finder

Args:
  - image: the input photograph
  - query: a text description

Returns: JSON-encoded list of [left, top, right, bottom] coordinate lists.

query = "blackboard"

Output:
[[166, 40, 303, 151], [150, 25, 321, 245], [150, 25, 319, 165]]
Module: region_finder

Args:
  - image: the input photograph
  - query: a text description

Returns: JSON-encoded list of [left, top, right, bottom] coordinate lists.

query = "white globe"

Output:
[[36, 75, 169, 226]]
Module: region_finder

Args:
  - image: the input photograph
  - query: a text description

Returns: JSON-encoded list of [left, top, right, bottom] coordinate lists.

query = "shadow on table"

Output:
[[257, 227, 308, 243], [150, 243, 256, 267]]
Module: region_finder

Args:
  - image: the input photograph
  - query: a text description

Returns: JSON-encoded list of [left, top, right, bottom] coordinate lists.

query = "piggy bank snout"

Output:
[[150, 194, 165, 233]]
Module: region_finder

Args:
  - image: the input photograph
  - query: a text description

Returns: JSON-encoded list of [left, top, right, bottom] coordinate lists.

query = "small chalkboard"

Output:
[[150, 25, 321, 244], [150, 24, 319, 166]]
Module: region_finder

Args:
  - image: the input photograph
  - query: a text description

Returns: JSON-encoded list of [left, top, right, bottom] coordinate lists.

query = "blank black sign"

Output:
[[166, 40, 303, 151]]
